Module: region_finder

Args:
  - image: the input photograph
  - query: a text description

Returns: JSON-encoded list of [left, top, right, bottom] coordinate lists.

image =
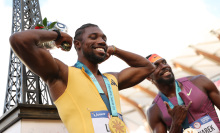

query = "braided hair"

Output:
[[74, 23, 98, 42]]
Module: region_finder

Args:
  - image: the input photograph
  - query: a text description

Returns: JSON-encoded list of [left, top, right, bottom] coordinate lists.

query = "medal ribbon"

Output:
[[159, 80, 189, 129], [74, 61, 118, 117]]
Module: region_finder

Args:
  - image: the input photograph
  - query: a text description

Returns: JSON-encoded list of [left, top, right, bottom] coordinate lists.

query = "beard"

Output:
[[156, 72, 175, 85], [83, 49, 106, 64]]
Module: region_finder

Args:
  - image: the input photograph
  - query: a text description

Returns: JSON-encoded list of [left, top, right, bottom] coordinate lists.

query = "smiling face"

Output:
[[149, 58, 175, 85], [80, 26, 108, 64]]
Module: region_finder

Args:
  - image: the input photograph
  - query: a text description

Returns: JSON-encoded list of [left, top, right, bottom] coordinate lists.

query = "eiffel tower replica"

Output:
[[0, 0, 67, 132]]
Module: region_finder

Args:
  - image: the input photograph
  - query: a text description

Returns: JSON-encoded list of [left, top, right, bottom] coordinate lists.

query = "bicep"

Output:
[[205, 79, 220, 109], [116, 66, 153, 90], [10, 36, 59, 82], [26, 48, 60, 81], [197, 75, 220, 109]]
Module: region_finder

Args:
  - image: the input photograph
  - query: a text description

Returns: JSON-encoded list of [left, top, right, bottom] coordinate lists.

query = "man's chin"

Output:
[[157, 77, 175, 84], [93, 57, 106, 64], [87, 54, 106, 64], [98, 60, 105, 64], [97, 58, 106, 64]]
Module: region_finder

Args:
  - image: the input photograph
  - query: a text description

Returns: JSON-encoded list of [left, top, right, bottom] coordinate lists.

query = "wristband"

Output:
[[112, 45, 116, 55], [53, 29, 61, 41]]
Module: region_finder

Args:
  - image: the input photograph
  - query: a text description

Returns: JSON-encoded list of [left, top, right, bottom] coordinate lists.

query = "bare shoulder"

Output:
[[187, 74, 207, 81], [106, 72, 119, 80], [148, 103, 157, 111], [187, 74, 211, 85], [187, 74, 217, 93], [147, 103, 166, 131], [147, 103, 161, 121]]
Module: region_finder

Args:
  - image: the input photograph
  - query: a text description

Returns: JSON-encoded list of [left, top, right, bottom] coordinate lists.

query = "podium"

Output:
[[0, 104, 67, 133]]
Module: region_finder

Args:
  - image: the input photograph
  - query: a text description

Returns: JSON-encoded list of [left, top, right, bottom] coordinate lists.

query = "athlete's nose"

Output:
[[159, 62, 167, 69], [97, 37, 106, 46]]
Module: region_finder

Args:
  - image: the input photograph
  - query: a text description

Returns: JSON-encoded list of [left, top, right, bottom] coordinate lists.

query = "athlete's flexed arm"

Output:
[[9, 29, 73, 101], [106, 46, 155, 90], [9, 29, 72, 81]]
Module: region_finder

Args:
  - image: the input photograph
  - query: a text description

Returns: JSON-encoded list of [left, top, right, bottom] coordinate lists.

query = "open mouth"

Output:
[[160, 69, 171, 76], [95, 47, 105, 52], [93, 47, 107, 55], [163, 71, 171, 76]]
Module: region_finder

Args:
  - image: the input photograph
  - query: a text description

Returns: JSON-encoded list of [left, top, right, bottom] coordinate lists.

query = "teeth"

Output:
[[96, 48, 105, 52], [163, 71, 170, 75]]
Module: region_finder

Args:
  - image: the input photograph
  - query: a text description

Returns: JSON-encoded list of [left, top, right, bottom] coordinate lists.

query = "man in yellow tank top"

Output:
[[9, 23, 155, 133]]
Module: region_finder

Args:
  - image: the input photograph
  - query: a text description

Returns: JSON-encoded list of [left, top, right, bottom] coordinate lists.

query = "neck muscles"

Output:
[[158, 82, 176, 98]]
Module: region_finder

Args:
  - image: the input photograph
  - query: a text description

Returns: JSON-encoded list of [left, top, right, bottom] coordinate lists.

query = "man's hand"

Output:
[[55, 31, 73, 51], [165, 101, 192, 126], [101, 45, 115, 62]]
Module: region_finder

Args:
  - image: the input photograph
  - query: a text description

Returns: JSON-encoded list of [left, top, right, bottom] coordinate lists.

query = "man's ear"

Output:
[[146, 77, 151, 81], [74, 40, 81, 50]]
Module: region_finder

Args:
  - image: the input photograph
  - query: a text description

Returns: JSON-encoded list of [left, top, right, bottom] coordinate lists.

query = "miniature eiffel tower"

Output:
[[0, 1, 66, 132]]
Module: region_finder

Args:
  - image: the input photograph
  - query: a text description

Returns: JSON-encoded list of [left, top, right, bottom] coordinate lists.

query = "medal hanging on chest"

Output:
[[109, 116, 126, 133], [74, 61, 126, 133]]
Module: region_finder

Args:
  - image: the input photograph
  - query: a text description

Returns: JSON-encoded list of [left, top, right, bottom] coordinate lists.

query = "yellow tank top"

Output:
[[54, 66, 122, 133]]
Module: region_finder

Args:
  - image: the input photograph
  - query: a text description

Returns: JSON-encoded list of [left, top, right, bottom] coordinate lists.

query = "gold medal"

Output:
[[183, 127, 198, 133], [109, 117, 126, 133]]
